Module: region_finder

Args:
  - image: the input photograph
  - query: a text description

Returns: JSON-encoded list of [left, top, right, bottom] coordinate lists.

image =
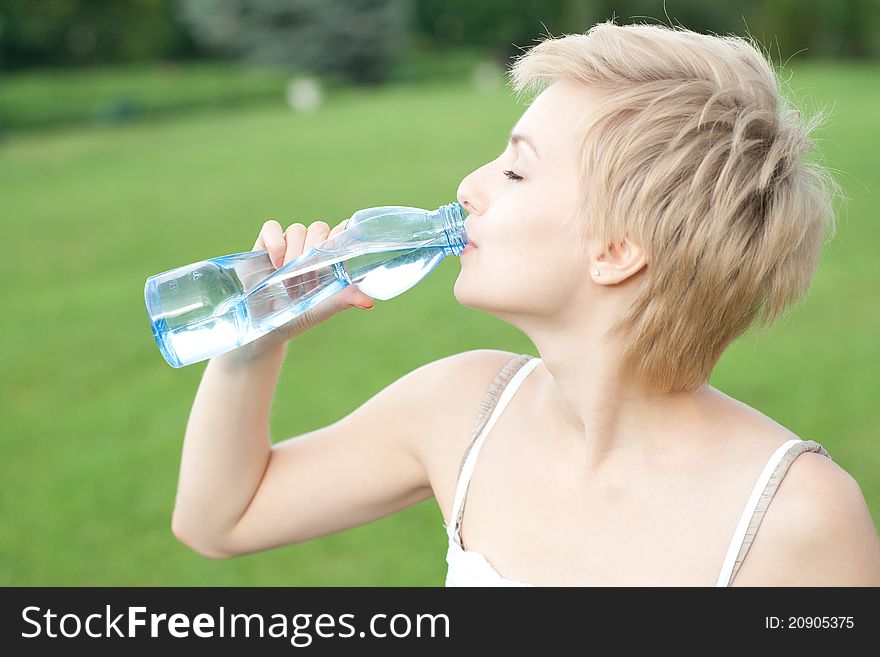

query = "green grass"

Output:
[[1, 61, 878, 585]]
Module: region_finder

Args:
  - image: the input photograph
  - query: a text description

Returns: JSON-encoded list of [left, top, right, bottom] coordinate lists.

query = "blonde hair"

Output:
[[508, 20, 840, 393]]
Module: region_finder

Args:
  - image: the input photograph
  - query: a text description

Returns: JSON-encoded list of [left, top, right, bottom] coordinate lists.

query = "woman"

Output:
[[171, 21, 880, 586]]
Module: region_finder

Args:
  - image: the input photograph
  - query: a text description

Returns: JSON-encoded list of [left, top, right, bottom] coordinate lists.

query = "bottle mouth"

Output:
[[438, 202, 468, 255]]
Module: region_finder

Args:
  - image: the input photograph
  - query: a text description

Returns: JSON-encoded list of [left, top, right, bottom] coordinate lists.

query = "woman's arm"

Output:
[[170, 217, 383, 558], [168, 217, 516, 560], [171, 346, 508, 559], [170, 345, 287, 558]]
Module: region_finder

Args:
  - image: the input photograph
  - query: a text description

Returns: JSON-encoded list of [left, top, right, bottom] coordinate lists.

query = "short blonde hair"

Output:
[[508, 20, 840, 393]]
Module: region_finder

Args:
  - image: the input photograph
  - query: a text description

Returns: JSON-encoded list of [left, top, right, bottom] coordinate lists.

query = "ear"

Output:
[[590, 235, 647, 285]]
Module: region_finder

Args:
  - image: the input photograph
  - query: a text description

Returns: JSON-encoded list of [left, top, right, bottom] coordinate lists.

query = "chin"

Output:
[[452, 274, 485, 310]]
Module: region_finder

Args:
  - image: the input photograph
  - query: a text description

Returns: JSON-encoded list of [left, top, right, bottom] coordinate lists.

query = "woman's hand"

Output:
[[216, 218, 376, 368], [248, 218, 375, 345]]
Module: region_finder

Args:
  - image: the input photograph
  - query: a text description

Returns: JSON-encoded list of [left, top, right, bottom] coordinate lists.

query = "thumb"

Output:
[[344, 286, 375, 310]]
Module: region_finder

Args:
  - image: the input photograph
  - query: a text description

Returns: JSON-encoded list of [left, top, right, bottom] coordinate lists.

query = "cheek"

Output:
[[511, 214, 570, 266], [461, 225, 575, 290], [456, 241, 587, 319], [475, 204, 573, 266]]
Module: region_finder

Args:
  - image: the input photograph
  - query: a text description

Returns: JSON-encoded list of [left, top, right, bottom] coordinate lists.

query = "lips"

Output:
[[463, 223, 477, 248]]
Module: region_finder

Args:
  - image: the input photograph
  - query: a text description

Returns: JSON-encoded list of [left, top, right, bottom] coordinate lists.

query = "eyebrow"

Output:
[[509, 131, 540, 159]]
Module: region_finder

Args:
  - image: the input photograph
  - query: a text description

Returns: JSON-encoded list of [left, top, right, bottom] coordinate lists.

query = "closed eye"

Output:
[[503, 169, 523, 181]]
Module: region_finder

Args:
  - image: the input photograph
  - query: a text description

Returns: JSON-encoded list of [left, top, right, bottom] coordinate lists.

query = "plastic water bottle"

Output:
[[144, 202, 469, 368]]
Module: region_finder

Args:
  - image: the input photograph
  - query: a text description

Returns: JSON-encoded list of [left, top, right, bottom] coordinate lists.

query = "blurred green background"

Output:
[[1, 1, 878, 585]]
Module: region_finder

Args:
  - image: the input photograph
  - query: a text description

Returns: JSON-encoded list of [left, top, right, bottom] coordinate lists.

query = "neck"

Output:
[[523, 308, 715, 481]]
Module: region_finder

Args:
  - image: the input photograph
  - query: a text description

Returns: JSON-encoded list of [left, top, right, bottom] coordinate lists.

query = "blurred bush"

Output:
[[177, 0, 412, 85], [0, 0, 197, 68], [0, 62, 293, 131]]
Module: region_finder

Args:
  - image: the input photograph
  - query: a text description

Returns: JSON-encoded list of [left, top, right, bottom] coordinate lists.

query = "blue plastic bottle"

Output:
[[144, 202, 468, 368]]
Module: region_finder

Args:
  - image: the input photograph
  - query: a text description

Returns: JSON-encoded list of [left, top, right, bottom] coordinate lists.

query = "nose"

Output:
[[456, 179, 480, 245], [456, 172, 483, 217]]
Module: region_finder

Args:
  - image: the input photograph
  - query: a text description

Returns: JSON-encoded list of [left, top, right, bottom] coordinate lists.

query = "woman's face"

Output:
[[455, 80, 600, 323]]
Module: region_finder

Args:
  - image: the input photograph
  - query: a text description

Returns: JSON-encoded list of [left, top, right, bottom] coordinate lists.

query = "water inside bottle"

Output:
[[149, 243, 451, 367], [322, 243, 448, 300]]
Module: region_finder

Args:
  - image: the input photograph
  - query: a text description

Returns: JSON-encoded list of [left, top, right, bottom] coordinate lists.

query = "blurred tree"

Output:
[[414, 0, 571, 64], [2, 0, 878, 73], [748, 0, 880, 60], [0, 0, 197, 69], [413, 0, 880, 64], [178, 0, 413, 85]]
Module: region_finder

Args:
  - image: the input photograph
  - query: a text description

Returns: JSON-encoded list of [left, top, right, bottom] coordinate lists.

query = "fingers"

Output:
[[280, 223, 305, 269], [282, 220, 336, 269], [280, 221, 327, 301], [255, 220, 286, 268], [255, 218, 349, 270], [328, 218, 349, 238], [302, 220, 331, 253]]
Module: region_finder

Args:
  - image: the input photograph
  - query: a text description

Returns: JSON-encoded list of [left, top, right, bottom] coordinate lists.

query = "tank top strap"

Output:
[[715, 438, 834, 587], [447, 353, 541, 547]]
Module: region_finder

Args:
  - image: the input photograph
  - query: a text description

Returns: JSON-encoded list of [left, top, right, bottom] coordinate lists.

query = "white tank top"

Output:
[[443, 353, 833, 587]]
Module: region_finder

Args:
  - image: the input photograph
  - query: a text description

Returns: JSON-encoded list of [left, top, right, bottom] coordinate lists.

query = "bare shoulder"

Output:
[[408, 348, 520, 385], [405, 348, 524, 503], [734, 444, 880, 586], [407, 348, 522, 453]]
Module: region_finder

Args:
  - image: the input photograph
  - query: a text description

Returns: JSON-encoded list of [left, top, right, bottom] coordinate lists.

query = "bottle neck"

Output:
[[435, 202, 468, 255]]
